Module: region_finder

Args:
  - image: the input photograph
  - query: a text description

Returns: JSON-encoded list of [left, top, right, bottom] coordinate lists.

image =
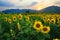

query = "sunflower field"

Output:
[[0, 13, 60, 40]]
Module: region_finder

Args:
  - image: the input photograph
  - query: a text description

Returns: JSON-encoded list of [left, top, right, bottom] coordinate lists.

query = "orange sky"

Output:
[[30, 2, 54, 10], [0, 0, 60, 11]]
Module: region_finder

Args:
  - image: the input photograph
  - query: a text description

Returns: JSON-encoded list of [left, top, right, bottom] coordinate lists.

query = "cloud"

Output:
[[0, 1, 14, 7], [0, 0, 40, 7], [1, 0, 58, 7], [0, 7, 17, 11], [0, 0, 60, 11], [54, 1, 60, 5], [51, 0, 60, 6], [30, 0, 60, 10], [30, 2, 38, 6]]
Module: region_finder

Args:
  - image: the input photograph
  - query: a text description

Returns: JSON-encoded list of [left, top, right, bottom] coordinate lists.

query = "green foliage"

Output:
[[0, 13, 60, 40]]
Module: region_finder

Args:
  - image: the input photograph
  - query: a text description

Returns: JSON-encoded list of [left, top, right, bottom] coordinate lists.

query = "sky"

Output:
[[0, 0, 60, 11]]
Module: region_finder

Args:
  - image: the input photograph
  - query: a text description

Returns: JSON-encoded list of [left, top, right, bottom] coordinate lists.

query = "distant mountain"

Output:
[[38, 6, 60, 13], [2, 9, 36, 14], [1, 6, 60, 14]]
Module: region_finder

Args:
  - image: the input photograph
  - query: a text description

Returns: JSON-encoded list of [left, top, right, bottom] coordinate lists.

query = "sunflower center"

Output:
[[9, 20, 10, 22], [43, 28, 47, 31], [5, 18, 7, 21], [36, 23, 40, 28], [52, 20, 54, 22], [44, 18, 45, 19], [14, 18, 16, 20], [5, 18, 6, 20], [59, 19, 60, 21], [19, 16, 21, 18]]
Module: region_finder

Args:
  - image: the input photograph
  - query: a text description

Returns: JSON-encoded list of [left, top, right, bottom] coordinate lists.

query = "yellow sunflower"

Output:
[[42, 16, 47, 22], [25, 16, 29, 21], [33, 21, 43, 31], [12, 15, 17, 22], [4, 17, 7, 22], [57, 17, 60, 22], [7, 18, 12, 24], [51, 16, 55, 19], [53, 38, 59, 40], [41, 26, 50, 33], [47, 19, 51, 23], [50, 18, 55, 24], [18, 14, 22, 20], [17, 22, 21, 30]]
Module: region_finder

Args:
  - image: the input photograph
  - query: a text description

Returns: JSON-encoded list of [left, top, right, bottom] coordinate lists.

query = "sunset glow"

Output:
[[0, 0, 60, 11]]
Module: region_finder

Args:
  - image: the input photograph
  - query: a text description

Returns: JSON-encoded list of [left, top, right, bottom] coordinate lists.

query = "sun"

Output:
[[31, 3, 49, 10], [35, 5, 43, 10], [37, 7, 42, 10], [36, 4, 46, 10]]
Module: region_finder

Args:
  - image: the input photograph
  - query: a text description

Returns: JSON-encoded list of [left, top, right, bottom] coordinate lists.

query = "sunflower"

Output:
[[18, 14, 22, 20], [47, 18, 51, 23], [17, 22, 21, 30], [33, 21, 43, 30], [25, 16, 29, 21], [50, 16, 55, 19], [41, 26, 50, 33], [50, 18, 55, 24], [7, 18, 12, 24], [4, 17, 7, 22], [57, 17, 60, 22], [12, 15, 17, 22], [53, 38, 59, 40], [42, 16, 47, 22]]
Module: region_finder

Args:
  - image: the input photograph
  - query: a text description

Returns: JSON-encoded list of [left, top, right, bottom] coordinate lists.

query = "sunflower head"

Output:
[[25, 16, 29, 21], [18, 14, 22, 20], [42, 16, 47, 22], [7, 18, 12, 24], [41, 26, 50, 34], [57, 17, 60, 22], [12, 16, 17, 22], [17, 22, 21, 31], [51, 16, 55, 19], [50, 18, 55, 24], [47, 19, 51, 23], [4, 17, 7, 22], [33, 21, 43, 31]]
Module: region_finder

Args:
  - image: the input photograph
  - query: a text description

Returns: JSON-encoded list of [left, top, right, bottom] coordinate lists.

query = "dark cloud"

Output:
[[31, 2, 38, 6], [27, 2, 38, 6]]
